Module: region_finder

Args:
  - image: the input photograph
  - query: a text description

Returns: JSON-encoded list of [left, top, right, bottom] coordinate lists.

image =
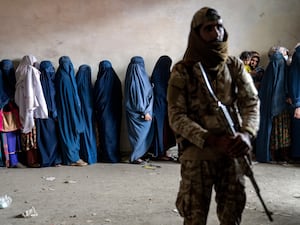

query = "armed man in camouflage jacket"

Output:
[[167, 7, 260, 225]]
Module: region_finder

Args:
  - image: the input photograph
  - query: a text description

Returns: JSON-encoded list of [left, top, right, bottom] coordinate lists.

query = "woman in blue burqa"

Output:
[[0, 69, 9, 108], [76, 64, 97, 164], [125, 56, 154, 164], [256, 47, 291, 163], [36, 60, 62, 167], [288, 44, 300, 160], [93, 60, 122, 163], [0, 70, 21, 167], [55, 56, 87, 166], [0, 60, 24, 168], [149, 55, 176, 160]]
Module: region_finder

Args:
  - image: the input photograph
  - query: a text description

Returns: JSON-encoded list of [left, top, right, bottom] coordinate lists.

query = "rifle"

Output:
[[199, 62, 274, 222], [217, 101, 273, 222]]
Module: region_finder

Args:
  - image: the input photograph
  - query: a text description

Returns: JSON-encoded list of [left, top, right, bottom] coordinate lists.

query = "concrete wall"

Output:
[[1, 0, 300, 152]]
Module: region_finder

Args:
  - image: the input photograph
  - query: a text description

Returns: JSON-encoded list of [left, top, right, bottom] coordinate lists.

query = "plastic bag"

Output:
[[0, 195, 12, 209]]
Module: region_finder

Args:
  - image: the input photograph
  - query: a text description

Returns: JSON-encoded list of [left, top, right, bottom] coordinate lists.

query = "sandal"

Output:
[[12, 162, 27, 168], [70, 159, 88, 166], [130, 158, 145, 165], [157, 156, 175, 161], [28, 163, 40, 168]]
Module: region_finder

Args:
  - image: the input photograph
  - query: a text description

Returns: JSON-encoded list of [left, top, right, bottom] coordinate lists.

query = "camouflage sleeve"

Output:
[[229, 56, 260, 137], [167, 63, 209, 149]]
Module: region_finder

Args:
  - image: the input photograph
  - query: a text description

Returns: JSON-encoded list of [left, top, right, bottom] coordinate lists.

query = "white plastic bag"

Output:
[[0, 195, 12, 209]]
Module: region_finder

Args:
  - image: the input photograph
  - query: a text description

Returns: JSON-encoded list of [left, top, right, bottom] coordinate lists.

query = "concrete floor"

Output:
[[0, 159, 299, 225]]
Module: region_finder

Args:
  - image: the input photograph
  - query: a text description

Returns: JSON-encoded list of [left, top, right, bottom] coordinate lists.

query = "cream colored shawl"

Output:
[[15, 55, 48, 133]]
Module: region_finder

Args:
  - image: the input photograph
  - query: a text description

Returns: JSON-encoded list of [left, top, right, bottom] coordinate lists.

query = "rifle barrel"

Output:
[[240, 157, 274, 222]]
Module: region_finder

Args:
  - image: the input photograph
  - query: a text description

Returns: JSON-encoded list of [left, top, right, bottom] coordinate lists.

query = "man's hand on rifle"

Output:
[[205, 132, 252, 158], [227, 132, 252, 158]]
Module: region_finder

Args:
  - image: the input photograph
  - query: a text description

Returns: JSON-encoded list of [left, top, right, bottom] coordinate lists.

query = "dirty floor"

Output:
[[0, 159, 300, 225]]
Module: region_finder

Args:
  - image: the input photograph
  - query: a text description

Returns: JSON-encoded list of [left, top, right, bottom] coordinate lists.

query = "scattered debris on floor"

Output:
[[172, 208, 179, 214], [292, 193, 300, 198], [41, 187, 55, 191], [142, 163, 161, 170], [42, 176, 56, 181], [64, 180, 77, 184], [17, 206, 38, 218], [0, 195, 12, 209]]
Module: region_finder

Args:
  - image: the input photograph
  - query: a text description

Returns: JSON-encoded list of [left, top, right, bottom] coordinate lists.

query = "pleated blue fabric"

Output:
[[93, 60, 122, 163], [76, 64, 97, 164], [55, 56, 84, 165], [0, 59, 16, 101], [0, 69, 9, 109], [36, 60, 62, 167], [150, 55, 176, 158], [256, 52, 289, 162], [288, 46, 300, 158], [124, 56, 154, 162]]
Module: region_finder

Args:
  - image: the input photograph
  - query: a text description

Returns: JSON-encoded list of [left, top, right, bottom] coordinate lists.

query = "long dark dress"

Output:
[[36, 60, 62, 167], [150, 55, 176, 158], [93, 60, 122, 163], [0, 59, 16, 101], [76, 64, 97, 164], [256, 52, 290, 162], [288, 46, 300, 158], [55, 56, 84, 165], [0, 70, 10, 109], [125, 56, 154, 163]]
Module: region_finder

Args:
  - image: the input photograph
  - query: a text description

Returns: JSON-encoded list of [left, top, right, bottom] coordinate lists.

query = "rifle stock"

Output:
[[217, 100, 274, 222]]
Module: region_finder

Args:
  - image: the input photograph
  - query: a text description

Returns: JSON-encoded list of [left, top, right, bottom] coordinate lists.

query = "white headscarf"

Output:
[[15, 55, 48, 133]]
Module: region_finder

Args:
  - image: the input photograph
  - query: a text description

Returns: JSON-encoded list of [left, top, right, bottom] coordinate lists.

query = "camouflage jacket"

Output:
[[167, 56, 260, 159]]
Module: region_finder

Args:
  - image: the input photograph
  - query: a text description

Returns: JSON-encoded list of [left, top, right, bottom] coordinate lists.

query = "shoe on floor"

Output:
[[28, 163, 40, 168], [157, 156, 175, 161], [12, 162, 27, 168], [70, 159, 88, 166], [130, 158, 145, 165]]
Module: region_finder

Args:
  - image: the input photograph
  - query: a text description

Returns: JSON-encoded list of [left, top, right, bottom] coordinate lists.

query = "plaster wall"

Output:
[[1, 0, 299, 152]]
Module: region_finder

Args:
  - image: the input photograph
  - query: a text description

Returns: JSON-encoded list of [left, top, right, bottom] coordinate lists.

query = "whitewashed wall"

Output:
[[1, 0, 299, 152]]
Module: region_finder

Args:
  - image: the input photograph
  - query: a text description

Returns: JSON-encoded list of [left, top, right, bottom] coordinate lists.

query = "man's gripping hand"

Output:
[[205, 132, 252, 158], [227, 132, 252, 158]]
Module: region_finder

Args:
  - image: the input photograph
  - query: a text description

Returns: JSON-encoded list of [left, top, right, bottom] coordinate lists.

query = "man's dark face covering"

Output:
[[198, 9, 225, 43]]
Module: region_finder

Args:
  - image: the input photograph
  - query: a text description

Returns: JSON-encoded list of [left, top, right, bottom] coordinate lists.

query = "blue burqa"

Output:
[[288, 46, 300, 158], [55, 56, 84, 165], [0, 59, 16, 101], [125, 56, 154, 162], [93, 60, 122, 163], [36, 60, 62, 167], [256, 52, 289, 162], [150, 55, 176, 158], [0, 69, 10, 109], [76, 64, 97, 164], [0, 60, 20, 167], [0, 69, 10, 167]]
